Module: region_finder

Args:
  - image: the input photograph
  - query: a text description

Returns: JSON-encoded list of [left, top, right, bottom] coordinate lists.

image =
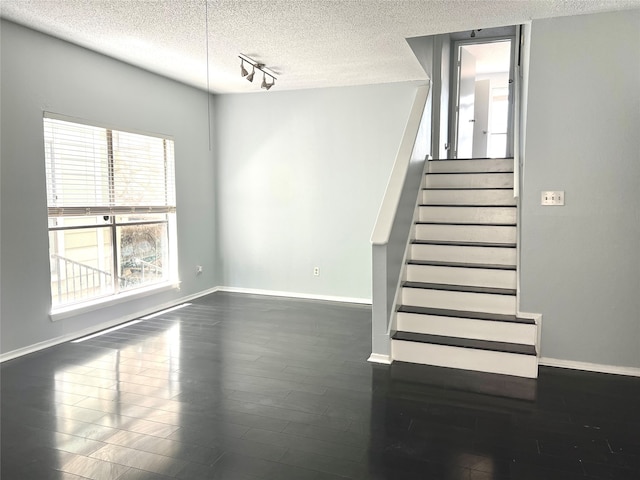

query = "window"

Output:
[[44, 114, 177, 310]]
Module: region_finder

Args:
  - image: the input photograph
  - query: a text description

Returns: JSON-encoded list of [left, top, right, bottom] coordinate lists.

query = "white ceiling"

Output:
[[2, 0, 639, 94]]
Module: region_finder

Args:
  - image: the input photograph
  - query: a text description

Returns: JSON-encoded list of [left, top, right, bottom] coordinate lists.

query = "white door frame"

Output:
[[450, 35, 516, 159]]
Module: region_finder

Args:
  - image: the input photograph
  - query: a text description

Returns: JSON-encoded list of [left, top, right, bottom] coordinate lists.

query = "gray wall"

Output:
[[407, 36, 434, 80], [214, 83, 419, 300], [0, 21, 218, 355], [520, 10, 640, 368]]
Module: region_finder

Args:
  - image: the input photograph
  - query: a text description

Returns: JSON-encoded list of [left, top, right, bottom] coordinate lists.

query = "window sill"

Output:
[[50, 281, 181, 322]]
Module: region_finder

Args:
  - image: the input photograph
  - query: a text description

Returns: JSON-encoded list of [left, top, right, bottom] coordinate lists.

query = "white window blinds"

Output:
[[44, 115, 176, 217]]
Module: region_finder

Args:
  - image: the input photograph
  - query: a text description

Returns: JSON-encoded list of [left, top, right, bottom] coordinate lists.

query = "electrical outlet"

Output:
[[195, 265, 203, 274], [541, 191, 565, 206], [313, 267, 320, 276]]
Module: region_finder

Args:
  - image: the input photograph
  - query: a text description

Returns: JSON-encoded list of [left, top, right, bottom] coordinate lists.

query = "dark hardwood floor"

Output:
[[1, 292, 639, 479]]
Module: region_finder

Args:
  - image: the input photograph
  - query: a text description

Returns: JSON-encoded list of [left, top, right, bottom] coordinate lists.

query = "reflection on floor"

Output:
[[1, 292, 639, 479]]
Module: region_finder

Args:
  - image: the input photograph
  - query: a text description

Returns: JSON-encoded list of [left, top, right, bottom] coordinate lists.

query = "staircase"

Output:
[[391, 158, 538, 378]]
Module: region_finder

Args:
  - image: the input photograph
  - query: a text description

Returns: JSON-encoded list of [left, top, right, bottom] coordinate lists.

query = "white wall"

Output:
[[0, 21, 218, 355], [214, 83, 419, 300], [520, 10, 640, 368]]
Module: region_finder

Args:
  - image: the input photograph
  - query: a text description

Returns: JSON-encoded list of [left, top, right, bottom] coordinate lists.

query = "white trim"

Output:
[[388, 166, 429, 338], [517, 311, 542, 353], [368, 353, 392, 364], [50, 282, 181, 321], [3, 286, 370, 363], [216, 286, 371, 305], [371, 84, 430, 246], [172, 286, 219, 303], [1, 286, 219, 363], [539, 357, 640, 378]]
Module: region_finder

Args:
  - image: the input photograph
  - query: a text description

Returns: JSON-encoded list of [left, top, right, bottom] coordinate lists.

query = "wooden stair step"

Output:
[[425, 171, 514, 175], [417, 221, 517, 226], [413, 240, 516, 248], [397, 305, 535, 325], [392, 332, 536, 356], [424, 187, 514, 190], [424, 187, 513, 191], [431, 157, 515, 161], [419, 204, 516, 208], [403, 281, 516, 296], [407, 260, 516, 271]]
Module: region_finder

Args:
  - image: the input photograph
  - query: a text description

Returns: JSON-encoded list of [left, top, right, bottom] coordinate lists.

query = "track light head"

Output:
[[246, 65, 255, 82], [240, 59, 249, 77], [261, 72, 275, 90]]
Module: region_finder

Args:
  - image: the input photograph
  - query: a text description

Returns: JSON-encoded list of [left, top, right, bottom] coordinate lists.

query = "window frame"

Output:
[[43, 113, 179, 319]]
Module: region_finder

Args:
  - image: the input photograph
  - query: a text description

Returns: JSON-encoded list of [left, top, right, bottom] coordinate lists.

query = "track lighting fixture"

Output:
[[238, 54, 277, 90]]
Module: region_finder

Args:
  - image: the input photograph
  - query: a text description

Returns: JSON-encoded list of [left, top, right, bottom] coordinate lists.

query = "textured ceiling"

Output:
[[2, 0, 639, 93]]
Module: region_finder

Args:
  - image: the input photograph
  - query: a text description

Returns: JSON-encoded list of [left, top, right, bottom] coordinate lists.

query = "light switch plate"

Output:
[[541, 191, 565, 206]]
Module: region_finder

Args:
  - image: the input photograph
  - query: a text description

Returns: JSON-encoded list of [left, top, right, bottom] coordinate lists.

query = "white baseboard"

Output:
[[517, 311, 542, 352], [175, 286, 221, 303], [0, 286, 220, 363], [1, 286, 369, 363], [368, 353, 392, 364], [217, 286, 372, 305], [539, 357, 640, 377]]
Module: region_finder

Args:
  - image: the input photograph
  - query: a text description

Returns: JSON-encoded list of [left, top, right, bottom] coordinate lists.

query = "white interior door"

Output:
[[472, 79, 490, 158], [457, 48, 476, 158]]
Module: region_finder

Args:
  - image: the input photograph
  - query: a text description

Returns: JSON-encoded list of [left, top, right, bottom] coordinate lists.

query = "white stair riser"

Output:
[[391, 340, 538, 378], [415, 224, 516, 243], [425, 173, 514, 189], [411, 244, 516, 266], [429, 159, 514, 173], [396, 312, 535, 345], [419, 206, 516, 225], [423, 189, 516, 206], [406, 264, 516, 289], [402, 287, 516, 315]]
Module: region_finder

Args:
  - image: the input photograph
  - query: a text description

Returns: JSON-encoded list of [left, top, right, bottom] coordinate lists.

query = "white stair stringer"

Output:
[[391, 157, 538, 379]]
